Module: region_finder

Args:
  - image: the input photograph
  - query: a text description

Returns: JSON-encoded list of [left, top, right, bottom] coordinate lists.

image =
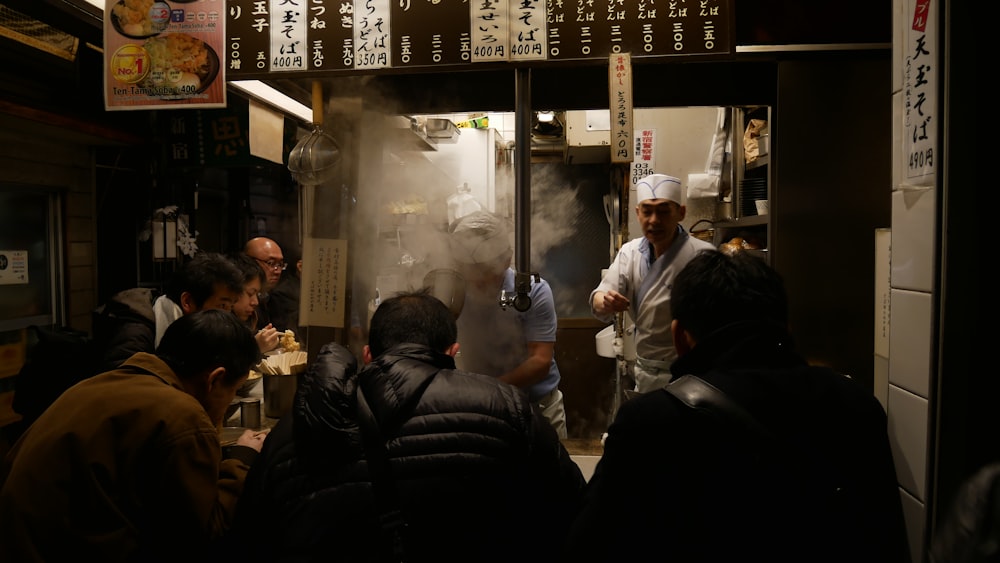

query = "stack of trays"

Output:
[[739, 179, 768, 216]]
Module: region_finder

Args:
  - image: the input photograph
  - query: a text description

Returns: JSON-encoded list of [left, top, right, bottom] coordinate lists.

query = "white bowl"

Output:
[[595, 324, 636, 360]]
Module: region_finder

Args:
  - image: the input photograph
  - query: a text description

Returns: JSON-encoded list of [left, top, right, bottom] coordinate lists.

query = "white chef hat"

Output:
[[635, 174, 682, 204], [449, 210, 512, 265]]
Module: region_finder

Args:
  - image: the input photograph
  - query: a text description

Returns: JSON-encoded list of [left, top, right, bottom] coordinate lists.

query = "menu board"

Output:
[[105, 0, 227, 111], [227, 0, 731, 79]]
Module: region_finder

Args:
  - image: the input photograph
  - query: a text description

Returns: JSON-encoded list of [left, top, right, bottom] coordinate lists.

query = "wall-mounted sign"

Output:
[[227, 0, 732, 79], [300, 237, 349, 328], [630, 128, 655, 187], [902, 0, 936, 187], [0, 250, 28, 285], [159, 107, 250, 167], [105, 0, 226, 110], [609, 52, 633, 163]]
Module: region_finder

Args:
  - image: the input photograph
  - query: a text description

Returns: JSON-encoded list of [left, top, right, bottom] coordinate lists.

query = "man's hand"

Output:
[[596, 290, 630, 315], [236, 429, 269, 452]]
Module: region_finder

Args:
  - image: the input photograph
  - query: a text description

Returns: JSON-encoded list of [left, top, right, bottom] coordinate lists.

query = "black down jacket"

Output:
[[228, 342, 585, 563]]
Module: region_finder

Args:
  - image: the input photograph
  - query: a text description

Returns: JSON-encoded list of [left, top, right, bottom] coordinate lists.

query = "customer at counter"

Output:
[[92, 251, 246, 374], [0, 309, 265, 562], [567, 251, 909, 563], [268, 244, 303, 341], [227, 289, 584, 563], [227, 252, 280, 353], [589, 173, 715, 393], [244, 236, 286, 330]]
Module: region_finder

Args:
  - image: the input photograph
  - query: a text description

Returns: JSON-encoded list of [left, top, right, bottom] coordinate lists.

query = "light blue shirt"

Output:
[[455, 268, 560, 402]]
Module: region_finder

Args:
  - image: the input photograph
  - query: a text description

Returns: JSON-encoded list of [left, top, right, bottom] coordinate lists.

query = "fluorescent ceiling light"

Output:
[[230, 80, 315, 123]]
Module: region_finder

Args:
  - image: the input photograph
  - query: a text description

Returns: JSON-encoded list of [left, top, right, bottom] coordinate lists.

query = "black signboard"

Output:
[[226, 0, 732, 79]]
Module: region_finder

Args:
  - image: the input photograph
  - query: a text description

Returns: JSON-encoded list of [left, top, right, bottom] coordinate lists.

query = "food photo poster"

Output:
[[104, 0, 226, 110]]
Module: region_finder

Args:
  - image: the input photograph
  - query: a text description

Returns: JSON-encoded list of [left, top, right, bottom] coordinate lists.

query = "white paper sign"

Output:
[[300, 238, 349, 328], [609, 53, 634, 163], [0, 250, 28, 285], [902, 0, 936, 186], [471, 0, 510, 61]]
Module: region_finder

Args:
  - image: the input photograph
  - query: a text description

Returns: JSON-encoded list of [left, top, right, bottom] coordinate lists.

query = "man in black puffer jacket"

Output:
[[227, 289, 585, 563]]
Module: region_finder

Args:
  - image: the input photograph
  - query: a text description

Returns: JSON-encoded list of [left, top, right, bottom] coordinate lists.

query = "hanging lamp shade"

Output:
[[287, 125, 341, 186]]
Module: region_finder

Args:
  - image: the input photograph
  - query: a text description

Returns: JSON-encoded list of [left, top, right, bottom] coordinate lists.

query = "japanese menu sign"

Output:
[[609, 53, 633, 163], [105, 0, 227, 110], [902, 0, 936, 186], [226, 0, 731, 79]]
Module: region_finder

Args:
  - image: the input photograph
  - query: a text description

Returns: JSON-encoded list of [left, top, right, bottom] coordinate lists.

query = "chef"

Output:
[[589, 173, 716, 393]]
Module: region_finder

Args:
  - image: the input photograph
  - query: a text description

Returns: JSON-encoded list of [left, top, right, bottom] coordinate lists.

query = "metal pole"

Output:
[[510, 67, 535, 312], [514, 67, 531, 275]]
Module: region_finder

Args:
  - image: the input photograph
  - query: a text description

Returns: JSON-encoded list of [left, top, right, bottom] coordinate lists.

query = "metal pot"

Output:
[[422, 268, 466, 319]]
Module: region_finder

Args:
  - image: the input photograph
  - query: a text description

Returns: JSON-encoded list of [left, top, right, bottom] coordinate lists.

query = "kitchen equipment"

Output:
[[689, 219, 715, 242], [595, 323, 637, 361], [287, 125, 341, 186], [422, 268, 466, 319], [257, 350, 308, 419]]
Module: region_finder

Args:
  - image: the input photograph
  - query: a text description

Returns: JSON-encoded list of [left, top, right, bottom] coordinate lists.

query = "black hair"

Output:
[[156, 309, 260, 384], [368, 288, 458, 357], [164, 252, 245, 307], [670, 250, 788, 342], [227, 252, 266, 287]]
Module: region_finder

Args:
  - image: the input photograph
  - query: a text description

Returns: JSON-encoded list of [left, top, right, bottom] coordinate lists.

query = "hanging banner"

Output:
[[609, 52, 634, 163], [902, 0, 936, 186], [105, 0, 226, 111]]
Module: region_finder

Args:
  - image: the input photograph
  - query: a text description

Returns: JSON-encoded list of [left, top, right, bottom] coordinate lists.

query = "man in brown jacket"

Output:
[[0, 310, 264, 562]]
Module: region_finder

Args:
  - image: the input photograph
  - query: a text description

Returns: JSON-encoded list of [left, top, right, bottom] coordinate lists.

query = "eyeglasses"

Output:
[[255, 258, 287, 272]]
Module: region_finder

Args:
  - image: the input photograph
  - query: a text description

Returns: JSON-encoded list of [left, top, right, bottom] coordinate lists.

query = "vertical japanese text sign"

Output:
[[301, 237, 349, 328], [903, 0, 936, 186], [609, 53, 634, 163]]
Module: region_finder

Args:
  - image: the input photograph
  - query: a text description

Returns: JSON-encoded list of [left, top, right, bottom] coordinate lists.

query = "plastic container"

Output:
[[595, 324, 636, 360]]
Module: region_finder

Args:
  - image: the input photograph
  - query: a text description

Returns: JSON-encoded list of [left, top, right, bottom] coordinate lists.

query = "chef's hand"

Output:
[[599, 290, 630, 314], [236, 429, 269, 452], [256, 324, 280, 353]]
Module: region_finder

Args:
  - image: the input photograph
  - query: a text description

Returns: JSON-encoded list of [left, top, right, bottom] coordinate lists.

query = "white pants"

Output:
[[535, 388, 568, 439], [633, 357, 673, 393]]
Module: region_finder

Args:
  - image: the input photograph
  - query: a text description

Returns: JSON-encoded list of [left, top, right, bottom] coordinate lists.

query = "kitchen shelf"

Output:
[[714, 215, 767, 229]]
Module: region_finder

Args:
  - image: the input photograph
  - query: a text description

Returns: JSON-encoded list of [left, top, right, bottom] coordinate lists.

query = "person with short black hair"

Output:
[[0, 309, 265, 562], [567, 251, 910, 563], [228, 289, 585, 563], [92, 251, 246, 374]]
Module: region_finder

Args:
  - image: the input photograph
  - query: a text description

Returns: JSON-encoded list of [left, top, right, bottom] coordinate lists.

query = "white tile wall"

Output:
[[891, 188, 936, 292], [887, 384, 928, 500], [899, 487, 925, 561], [874, 353, 889, 411], [888, 289, 933, 397]]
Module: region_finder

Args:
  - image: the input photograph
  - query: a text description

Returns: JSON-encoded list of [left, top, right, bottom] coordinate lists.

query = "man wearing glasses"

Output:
[[244, 237, 286, 331]]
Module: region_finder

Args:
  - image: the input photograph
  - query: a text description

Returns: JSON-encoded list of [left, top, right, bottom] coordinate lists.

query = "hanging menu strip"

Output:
[[227, 0, 731, 78]]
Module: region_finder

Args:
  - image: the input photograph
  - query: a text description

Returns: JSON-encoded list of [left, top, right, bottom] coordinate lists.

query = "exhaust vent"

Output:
[[0, 5, 79, 61]]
